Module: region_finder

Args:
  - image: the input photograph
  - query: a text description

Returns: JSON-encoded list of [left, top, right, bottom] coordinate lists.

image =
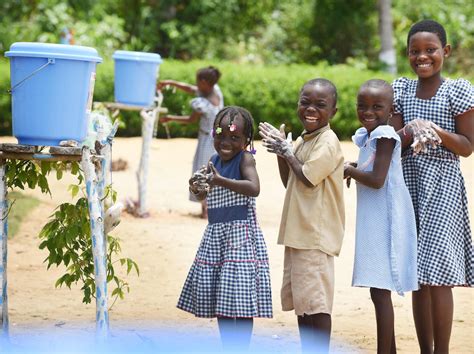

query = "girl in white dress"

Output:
[[344, 79, 418, 354]]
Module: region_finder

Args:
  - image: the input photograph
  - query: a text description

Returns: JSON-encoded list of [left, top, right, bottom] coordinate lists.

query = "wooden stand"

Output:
[[103, 101, 168, 217], [0, 143, 109, 337]]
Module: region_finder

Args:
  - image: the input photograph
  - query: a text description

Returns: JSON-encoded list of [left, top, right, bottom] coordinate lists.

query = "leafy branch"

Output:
[[5, 158, 139, 308]]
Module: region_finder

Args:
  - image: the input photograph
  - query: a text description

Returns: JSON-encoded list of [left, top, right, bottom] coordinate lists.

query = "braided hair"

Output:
[[407, 19, 447, 47], [213, 106, 255, 153]]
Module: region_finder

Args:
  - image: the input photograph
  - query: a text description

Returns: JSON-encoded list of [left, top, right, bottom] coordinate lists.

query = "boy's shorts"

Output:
[[281, 246, 334, 316]]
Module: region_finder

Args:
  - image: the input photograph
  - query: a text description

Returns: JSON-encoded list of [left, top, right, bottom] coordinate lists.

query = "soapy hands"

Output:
[[406, 119, 442, 154], [258, 122, 294, 158]]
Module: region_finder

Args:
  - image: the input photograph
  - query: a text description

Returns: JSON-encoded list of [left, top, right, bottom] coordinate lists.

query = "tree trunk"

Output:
[[378, 0, 397, 74]]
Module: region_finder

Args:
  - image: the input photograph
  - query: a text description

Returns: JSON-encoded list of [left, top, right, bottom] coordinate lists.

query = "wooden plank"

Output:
[[0, 144, 37, 154], [103, 102, 168, 114], [0, 152, 82, 162]]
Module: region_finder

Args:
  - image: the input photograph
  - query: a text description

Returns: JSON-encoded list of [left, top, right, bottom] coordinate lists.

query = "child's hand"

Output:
[[408, 119, 442, 154], [189, 165, 212, 193], [207, 162, 223, 187], [259, 122, 293, 158], [259, 122, 285, 140], [344, 161, 357, 188]]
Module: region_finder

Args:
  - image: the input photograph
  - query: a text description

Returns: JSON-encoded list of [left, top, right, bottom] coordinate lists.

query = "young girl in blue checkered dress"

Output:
[[391, 19, 474, 353], [178, 106, 272, 351]]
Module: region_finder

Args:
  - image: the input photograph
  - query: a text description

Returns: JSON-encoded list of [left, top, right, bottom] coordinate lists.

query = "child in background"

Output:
[[158, 66, 223, 218], [344, 79, 418, 353], [259, 78, 344, 353], [177, 106, 272, 352], [391, 19, 473, 353]]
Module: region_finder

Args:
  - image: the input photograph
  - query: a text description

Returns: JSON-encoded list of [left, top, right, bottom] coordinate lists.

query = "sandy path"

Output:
[[2, 136, 473, 353]]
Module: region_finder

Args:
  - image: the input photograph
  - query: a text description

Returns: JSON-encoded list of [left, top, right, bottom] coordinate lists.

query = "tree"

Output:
[[378, 0, 396, 74]]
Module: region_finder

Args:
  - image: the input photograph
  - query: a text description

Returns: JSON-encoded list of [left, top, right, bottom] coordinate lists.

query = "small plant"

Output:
[[5, 157, 139, 308]]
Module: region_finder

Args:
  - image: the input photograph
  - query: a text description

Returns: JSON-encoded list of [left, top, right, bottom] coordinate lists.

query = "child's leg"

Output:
[[370, 288, 396, 354], [430, 286, 453, 354], [297, 313, 331, 353], [412, 285, 434, 353], [217, 316, 253, 352]]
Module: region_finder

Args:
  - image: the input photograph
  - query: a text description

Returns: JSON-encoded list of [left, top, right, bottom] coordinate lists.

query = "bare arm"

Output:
[[391, 113, 413, 149], [160, 111, 202, 124], [277, 156, 290, 187], [208, 153, 260, 197], [344, 138, 395, 189], [392, 110, 474, 157], [157, 79, 197, 95], [434, 109, 474, 157]]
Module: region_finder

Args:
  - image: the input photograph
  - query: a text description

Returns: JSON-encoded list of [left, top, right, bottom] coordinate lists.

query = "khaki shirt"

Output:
[[277, 125, 345, 256]]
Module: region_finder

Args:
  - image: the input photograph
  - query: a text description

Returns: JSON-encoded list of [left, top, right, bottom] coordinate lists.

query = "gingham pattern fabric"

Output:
[[351, 126, 419, 295], [393, 77, 474, 286], [189, 85, 224, 202], [178, 152, 273, 318]]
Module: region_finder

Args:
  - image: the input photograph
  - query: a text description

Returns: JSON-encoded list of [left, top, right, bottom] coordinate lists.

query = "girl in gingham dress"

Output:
[[391, 20, 473, 353], [158, 66, 224, 218], [178, 106, 272, 351]]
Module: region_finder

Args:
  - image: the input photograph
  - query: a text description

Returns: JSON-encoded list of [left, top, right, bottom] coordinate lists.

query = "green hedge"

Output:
[[0, 58, 424, 140]]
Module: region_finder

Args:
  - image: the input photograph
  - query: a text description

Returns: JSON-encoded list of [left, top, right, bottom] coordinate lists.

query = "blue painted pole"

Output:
[[0, 161, 9, 336], [81, 148, 109, 337]]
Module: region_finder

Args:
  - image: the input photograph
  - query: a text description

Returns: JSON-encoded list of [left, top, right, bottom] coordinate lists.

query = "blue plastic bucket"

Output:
[[112, 50, 162, 107], [5, 42, 102, 146]]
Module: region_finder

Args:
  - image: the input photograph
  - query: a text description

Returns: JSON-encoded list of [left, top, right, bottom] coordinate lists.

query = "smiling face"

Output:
[[297, 84, 337, 133], [357, 85, 394, 133], [213, 114, 247, 162], [408, 31, 450, 80]]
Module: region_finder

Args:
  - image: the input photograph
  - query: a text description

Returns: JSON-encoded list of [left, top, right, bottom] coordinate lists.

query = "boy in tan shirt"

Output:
[[259, 78, 345, 353]]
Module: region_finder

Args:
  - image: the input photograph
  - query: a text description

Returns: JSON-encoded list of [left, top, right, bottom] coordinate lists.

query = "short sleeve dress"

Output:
[[393, 77, 474, 286], [352, 125, 419, 295], [177, 151, 273, 318], [189, 84, 224, 201]]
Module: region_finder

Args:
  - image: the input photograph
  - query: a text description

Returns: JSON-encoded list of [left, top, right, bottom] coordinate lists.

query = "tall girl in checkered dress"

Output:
[[391, 20, 473, 353], [158, 66, 224, 218], [178, 106, 272, 351]]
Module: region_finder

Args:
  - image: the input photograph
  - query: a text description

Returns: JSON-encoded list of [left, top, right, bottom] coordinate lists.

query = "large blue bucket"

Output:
[[112, 50, 162, 107], [5, 42, 102, 146]]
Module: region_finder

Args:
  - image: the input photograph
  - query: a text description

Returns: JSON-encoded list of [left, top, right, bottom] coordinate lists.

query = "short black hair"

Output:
[[407, 19, 447, 47], [300, 78, 338, 107], [359, 79, 394, 101], [214, 106, 255, 149], [197, 66, 221, 85]]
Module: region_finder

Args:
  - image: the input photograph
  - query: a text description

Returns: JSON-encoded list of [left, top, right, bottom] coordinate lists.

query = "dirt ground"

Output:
[[3, 135, 473, 353]]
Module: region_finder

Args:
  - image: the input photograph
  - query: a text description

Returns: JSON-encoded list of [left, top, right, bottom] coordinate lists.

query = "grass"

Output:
[[5, 191, 40, 238]]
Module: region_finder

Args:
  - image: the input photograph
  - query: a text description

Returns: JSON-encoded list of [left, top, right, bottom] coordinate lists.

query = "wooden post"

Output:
[[81, 148, 109, 336], [136, 108, 157, 217], [0, 160, 8, 336], [103, 102, 166, 217]]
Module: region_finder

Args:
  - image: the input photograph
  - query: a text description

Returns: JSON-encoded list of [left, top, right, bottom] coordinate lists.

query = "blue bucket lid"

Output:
[[113, 50, 162, 64], [5, 42, 102, 63]]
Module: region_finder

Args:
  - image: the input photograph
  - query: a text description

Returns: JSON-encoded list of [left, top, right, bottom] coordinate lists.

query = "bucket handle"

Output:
[[8, 58, 55, 94]]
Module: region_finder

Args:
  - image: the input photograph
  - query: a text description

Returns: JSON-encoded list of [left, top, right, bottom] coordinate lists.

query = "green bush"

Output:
[[1, 59, 471, 140]]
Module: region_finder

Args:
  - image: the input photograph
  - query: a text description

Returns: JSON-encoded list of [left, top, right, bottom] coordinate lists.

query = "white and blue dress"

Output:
[[352, 125, 419, 295], [189, 85, 224, 202], [178, 151, 273, 318]]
